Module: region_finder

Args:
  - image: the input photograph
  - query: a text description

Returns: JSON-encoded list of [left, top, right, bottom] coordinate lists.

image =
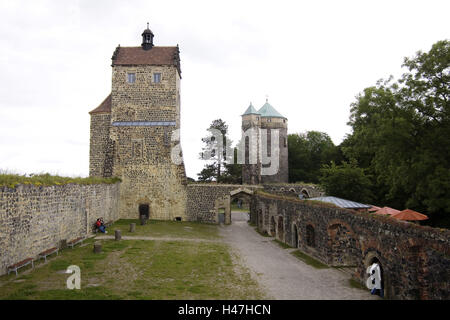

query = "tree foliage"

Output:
[[197, 119, 241, 183], [319, 160, 373, 204], [342, 40, 450, 226], [288, 131, 341, 183]]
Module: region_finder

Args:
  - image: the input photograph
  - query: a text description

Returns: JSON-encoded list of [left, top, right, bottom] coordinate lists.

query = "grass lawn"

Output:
[[0, 221, 264, 300], [107, 219, 220, 239], [290, 250, 329, 269]]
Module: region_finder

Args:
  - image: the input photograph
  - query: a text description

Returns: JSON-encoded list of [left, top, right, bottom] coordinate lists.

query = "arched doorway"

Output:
[[306, 224, 315, 247], [229, 188, 254, 223], [270, 216, 276, 237], [139, 204, 149, 219], [292, 224, 299, 248], [277, 216, 284, 241]]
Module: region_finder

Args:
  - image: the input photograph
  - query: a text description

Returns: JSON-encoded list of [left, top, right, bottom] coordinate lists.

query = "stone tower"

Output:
[[89, 24, 187, 220], [241, 99, 288, 184]]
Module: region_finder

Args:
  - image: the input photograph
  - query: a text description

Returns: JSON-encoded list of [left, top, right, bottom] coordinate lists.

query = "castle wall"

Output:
[[251, 192, 450, 300], [110, 64, 187, 220], [186, 184, 262, 223], [89, 113, 114, 177], [0, 183, 120, 276], [262, 184, 324, 198]]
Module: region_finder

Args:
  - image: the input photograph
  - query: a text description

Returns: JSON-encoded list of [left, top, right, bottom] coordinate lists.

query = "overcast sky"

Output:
[[0, 0, 448, 179]]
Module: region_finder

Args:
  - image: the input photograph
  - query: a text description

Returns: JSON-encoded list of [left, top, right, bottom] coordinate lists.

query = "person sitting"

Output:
[[96, 218, 107, 233]]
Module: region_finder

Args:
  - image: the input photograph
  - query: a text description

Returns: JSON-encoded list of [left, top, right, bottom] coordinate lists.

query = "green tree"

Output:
[[344, 40, 450, 226], [198, 119, 233, 182], [197, 164, 217, 182], [288, 131, 341, 183], [319, 160, 374, 204]]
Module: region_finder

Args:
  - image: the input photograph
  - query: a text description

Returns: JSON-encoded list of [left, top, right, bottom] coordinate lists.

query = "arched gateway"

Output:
[[217, 187, 254, 224]]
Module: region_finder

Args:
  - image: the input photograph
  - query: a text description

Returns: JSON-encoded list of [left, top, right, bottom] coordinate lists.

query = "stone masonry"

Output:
[[250, 192, 450, 300], [89, 27, 187, 220], [0, 183, 120, 276]]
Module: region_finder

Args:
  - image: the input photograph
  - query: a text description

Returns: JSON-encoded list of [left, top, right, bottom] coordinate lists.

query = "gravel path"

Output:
[[220, 211, 379, 300]]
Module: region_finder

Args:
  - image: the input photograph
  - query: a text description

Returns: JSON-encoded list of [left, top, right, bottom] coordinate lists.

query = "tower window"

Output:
[[127, 73, 136, 83], [153, 73, 161, 83]]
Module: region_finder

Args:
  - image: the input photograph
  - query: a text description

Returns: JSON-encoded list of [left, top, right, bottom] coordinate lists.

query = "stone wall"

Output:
[[186, 184, 262, 223], [0, 183, 120, 276], [89, 113, 114, 177], [262, 184, 324, 198], [251, 192, 450, 300], [109, 64, 187, 220]]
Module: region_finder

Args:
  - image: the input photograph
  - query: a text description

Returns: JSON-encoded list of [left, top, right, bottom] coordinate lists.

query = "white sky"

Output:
[[0, 0, 448, 179]]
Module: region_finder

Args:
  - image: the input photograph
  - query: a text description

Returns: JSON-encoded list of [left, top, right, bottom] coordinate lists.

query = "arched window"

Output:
[[306, 225, 315, 247]]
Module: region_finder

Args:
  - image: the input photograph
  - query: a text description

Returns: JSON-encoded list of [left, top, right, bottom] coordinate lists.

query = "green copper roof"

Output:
[[257, 100, 285, 118], [242, 102, 260, 116]]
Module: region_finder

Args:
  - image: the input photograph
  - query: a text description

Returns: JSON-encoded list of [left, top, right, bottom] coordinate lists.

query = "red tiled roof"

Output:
[[112, 46, 179, 67], [89, 94, 111, 114], [391, 209, 429, 221], [373, 206, 400, 215]]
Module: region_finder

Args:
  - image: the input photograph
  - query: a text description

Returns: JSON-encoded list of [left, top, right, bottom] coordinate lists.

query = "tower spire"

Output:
[[141, 23, 154, 50]]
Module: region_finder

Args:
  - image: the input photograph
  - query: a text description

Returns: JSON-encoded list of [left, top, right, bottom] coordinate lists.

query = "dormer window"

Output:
[[153, 73, 161, 83], [127, 73, 136, 83]]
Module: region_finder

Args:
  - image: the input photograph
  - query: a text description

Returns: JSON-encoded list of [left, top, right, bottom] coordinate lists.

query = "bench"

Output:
[[7, 258, 34, 276], [38, 247, 59, 262], [67, 237, 84, 248]]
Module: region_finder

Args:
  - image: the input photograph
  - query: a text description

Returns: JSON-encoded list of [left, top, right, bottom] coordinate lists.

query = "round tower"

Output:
[[240, 99, 288, 185], [257, 99, 288, 183], [241, 102, 261, 185]]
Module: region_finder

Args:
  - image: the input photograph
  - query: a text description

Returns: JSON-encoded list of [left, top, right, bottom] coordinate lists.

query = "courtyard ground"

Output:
[[0, 216, 377, 300], [0, 220, 265, 300], [222, 211, 378, 300]]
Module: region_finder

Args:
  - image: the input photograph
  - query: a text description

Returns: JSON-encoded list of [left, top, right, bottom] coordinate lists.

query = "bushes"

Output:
[[0, 172, 121, 188]]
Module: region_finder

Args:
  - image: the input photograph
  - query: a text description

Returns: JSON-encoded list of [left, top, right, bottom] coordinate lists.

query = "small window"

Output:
[[267, 118, 271, 122], [153, 73, 161, 83], [127, 73, 136, 83]]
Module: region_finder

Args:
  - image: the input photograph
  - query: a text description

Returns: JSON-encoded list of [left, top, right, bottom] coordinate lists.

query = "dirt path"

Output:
[[220, 212, 379, 300]]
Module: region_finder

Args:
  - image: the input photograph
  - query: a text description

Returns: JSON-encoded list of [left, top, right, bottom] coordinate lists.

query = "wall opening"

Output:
[[301, 189, 310, 199], [277, 216, 284, 241], [292, 224, 299, 248], [218, 208, 225, 224], [270, 216, 276, 237], [306, 224, 316, 247], [139, 204, 149, 219], [369, 257, 385, 297]]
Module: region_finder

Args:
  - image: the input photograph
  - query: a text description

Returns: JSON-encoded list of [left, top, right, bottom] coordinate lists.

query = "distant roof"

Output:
[[89, 94, 111, 114], [391, 209, 428, 221], [242, 103, 260, 116], [257, 100, 286, 119], [373, 206, 400, 215], [111, 46, 181, 76], [309, 196, 371, 209]]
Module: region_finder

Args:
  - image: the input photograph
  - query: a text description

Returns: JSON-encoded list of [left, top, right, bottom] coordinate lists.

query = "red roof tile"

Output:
[[391, 209, 429, 221], [89, 94, 111, 114], [112, 46, 180, 67]]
